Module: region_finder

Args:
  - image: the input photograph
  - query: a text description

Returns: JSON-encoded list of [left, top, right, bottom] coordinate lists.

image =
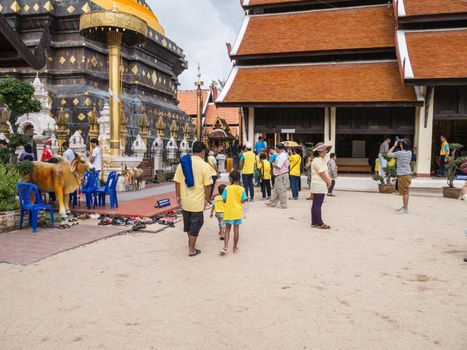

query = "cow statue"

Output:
[[27, 156, 90, 218], [121, 164, 144, 191]]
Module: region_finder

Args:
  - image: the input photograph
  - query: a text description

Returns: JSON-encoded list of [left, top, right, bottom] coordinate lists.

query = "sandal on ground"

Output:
[[132, 221, 147, 231], [189, 249, 202, 257], [317, 224, 331, 230], [98, 217, 113, 225]]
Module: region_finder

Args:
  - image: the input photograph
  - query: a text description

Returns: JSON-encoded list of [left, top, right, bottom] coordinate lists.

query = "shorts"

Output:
[[225, 219, 242, 226], [215, 212, 226, 229], [398, 175, 412, 196], [182, 210, 204, 237]]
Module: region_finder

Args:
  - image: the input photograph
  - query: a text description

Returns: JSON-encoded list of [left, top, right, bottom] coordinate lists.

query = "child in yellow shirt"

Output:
[[220, 170, 247, 255], [210, 184, 226, 240]]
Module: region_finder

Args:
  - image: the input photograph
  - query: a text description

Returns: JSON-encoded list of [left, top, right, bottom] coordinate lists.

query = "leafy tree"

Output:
[[0, 76, 41, 134], [0, 77, 40, 163]]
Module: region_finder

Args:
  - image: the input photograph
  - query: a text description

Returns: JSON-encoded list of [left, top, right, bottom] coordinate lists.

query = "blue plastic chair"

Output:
[[96, 171, 120, 209], [17, 183, 54, 233], [81, 171, 100, 209]]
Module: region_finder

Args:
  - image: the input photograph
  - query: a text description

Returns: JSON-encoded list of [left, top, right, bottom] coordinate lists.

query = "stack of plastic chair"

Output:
[[81, 171, 100, 209], [95, 171, 120, 209], [17, 183, 55, 233]]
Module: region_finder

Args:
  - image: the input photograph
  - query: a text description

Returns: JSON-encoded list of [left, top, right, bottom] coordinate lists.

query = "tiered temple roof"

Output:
[[219, 62, 418, 106], [397, 29, 467, 83], [218, 1, 467, 107], [396, 0, 467, 19], [232, 5, 396, 59]]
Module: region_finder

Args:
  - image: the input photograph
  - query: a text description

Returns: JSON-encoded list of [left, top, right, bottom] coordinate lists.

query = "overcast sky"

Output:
[[149, 0, 244, 90]]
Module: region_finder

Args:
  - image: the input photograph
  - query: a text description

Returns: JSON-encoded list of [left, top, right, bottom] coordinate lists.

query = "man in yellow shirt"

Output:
[[438, 135, 450, 177], [240, 143, 256, 201], [174, 141, 213, 257], [289, 148, 302, 200]]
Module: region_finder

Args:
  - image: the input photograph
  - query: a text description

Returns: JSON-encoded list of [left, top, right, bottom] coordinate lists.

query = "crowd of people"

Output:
[[173, 139, 342, 257]]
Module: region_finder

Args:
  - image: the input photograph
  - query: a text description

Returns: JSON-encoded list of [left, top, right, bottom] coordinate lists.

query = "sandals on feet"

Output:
[[219, 248, 228, 256], [189, 249, 201, 257], [317, 224, 331, 230]]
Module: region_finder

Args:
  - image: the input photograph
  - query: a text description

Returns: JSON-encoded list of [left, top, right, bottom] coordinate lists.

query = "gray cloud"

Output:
[[148, 0, 244, 90]]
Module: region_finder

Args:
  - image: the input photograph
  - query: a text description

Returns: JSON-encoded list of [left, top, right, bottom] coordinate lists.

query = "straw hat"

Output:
[[312, 142, 332, 153]]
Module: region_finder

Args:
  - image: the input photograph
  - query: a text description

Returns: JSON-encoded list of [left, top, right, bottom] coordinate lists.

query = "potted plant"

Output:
[[372, 155, 397, 193], [442, 143, 466, 199], [0, 162, 21, 232]]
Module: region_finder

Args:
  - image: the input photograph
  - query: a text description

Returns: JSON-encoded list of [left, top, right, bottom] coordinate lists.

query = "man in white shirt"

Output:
[[267, 144, 289, 209], [90, 138, 102, 171], [61, 142, 75, 163]]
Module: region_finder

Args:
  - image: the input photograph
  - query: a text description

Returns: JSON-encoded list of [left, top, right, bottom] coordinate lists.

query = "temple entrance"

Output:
[[432, 119, 467, 173], [256, 107, 324, 150], [335, 107, 415, 173]]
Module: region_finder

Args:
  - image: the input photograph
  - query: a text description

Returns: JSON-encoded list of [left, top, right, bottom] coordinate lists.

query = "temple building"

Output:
[[178, 86, 241, 145], [217, 0, 467, 176], [0, 0, 192, 157]]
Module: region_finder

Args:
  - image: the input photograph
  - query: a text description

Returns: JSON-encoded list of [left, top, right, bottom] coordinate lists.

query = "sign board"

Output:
[[281, 129, 296, 134]]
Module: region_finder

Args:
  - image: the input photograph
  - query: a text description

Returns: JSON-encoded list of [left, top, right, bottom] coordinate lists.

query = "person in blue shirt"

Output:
[[255, 136, 267, 154]]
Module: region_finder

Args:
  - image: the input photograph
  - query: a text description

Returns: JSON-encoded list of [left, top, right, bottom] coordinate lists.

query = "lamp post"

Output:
[[79, 3, 147, 157], [195, 63, 204, 141]]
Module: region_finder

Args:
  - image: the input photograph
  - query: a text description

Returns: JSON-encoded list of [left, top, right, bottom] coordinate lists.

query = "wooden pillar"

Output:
[[324, 107, 336, 152], [247, 107, 255, 145], [415, 87, 434, 177]]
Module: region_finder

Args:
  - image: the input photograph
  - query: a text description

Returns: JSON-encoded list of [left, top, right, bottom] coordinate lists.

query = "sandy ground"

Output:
[[1, 190, 466, 350]]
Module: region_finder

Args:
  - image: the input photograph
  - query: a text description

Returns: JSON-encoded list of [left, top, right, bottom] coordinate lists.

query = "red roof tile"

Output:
[[205, 103, 240, 126], [177, 90, 209, 116], [233, 5, 395, 58], [218, 61, 418, 105], [244, 0, 325, 7], [404, 29, 467, 80], [399, 0, 467, 17]]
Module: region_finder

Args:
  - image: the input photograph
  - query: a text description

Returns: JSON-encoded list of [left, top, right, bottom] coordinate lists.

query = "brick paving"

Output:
[[74, 192, 178, 218], [0, 220, 126, 265]]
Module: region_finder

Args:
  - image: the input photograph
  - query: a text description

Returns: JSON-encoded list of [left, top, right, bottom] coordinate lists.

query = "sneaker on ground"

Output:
[[396, 208, 408, 214]]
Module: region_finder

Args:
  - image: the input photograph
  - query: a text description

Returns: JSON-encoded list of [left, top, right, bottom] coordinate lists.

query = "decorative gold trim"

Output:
[[80, 10, 148, 39]]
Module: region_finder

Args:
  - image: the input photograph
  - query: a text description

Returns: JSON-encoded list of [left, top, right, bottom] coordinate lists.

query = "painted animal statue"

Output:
[[27, 156, 90, 217], [121, 164, 144, 191]]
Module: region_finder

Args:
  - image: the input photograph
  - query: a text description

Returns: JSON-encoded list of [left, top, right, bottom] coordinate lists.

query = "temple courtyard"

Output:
[[0, 190, 466, 350]]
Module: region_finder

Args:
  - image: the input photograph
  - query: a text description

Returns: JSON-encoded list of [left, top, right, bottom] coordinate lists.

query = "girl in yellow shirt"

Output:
[[257, 153, 272, 199], [220, 170, 247, 255]]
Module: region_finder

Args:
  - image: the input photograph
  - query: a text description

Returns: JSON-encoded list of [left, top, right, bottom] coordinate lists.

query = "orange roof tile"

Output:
[[205, 103, 240, 126], [403, 29, 467, 80], [399, 0, 467, 17], [177, 90, 209, 116], [218, 61, 418, 105], [233, 5, 395, 58], [244, 0, 322, 7]]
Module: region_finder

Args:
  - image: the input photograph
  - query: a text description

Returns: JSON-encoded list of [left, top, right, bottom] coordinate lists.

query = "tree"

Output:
[[0, 76, 41, 134], [0, 77, 41, 163]]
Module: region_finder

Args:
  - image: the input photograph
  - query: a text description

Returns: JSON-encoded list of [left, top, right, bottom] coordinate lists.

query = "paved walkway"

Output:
[[0, 191, 466, 349], [0, 220, 126, 265]]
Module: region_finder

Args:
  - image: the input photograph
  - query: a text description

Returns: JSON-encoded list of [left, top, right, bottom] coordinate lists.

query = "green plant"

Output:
[[0, 77, 40, 134], [0, 163, 20, 212], [446, 143, 467, 188], [372, 153, 397, 185], [15, 160, 35, 176]]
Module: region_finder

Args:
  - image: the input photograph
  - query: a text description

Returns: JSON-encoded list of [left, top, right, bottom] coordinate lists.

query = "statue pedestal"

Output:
[[216, 154, 227, 173], [103, 155, 144, 192]]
